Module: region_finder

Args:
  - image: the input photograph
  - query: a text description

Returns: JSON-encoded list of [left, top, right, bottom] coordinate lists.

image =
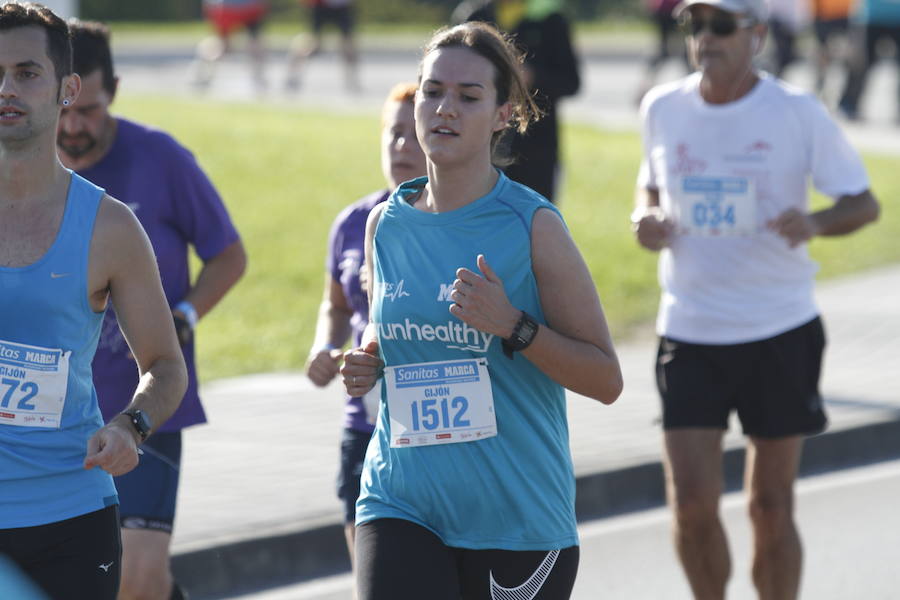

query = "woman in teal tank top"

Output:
[[341, 21, 623, 600]]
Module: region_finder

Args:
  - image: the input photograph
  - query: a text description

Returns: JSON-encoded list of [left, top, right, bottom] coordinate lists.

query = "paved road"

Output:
[[226, 457, 900, 599], [110, 30, 900, 155]]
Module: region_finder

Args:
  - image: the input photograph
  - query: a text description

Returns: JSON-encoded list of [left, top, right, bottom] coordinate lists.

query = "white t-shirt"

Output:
[[638, 72, 869, 344]]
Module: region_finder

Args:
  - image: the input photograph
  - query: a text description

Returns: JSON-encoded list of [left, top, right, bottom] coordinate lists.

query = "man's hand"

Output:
[[632, 206, 675, 251], [305, 347, 344, 387], [84, 418, 140, 476], [767, 208, 820, 248], [341, 340, 382, 398]]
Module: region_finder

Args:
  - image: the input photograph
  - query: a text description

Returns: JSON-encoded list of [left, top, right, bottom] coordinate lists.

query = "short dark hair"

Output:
[[67, 19, 115, 95], [0, 2, 72, 84]]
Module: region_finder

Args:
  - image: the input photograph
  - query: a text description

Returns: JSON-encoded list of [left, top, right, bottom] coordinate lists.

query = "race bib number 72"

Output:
[[0, 339, 70, 429]]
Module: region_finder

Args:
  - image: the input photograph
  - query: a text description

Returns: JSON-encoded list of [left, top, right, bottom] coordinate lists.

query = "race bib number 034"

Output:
[[0, 339, 70, 429], [676, 176, 757, 237], [385, 358, 497, 448]]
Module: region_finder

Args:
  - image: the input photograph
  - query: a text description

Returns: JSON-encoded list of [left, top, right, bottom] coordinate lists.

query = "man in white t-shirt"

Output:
[[633, 0, 880, 598]]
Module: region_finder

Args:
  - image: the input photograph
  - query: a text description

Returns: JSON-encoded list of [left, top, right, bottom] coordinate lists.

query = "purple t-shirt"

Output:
[[327, 189, 388, 432], [79, 118, 240, 431]]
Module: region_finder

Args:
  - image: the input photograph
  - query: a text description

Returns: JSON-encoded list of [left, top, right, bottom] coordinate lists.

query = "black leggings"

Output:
[[356, 518, 579, 600], [0, 506, 121, 600]]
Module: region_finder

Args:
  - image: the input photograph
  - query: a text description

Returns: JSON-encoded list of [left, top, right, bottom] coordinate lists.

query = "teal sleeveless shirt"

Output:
[[356, 172, 578, 550], [0, 173, 117, 528]]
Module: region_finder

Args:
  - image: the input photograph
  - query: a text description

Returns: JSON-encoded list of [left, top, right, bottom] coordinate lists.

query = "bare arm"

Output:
[[306, 274, 353, 387], [171, 239, 246, 345], [632, 186, 674, 252], [363, 203, 386, 302], [84, 196, 188, 475], [767, 189, 880, 247], [340, 203, 386, 397], [450, 209, 623, 404], [177, 239, 247, 319]]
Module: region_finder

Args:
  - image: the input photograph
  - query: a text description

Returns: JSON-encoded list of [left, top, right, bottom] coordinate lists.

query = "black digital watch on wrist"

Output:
[[122, 409, 152, 442], [502, 311, 540, 359]]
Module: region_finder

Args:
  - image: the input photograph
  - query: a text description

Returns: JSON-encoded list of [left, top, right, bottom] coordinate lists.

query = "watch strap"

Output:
[[123, 409, 151, 442], [174, 300, 198, 329], [502, 311, 539, 359]]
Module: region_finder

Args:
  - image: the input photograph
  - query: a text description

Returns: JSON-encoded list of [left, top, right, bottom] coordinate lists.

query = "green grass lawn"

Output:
[[106, 18, 652, 53], [111, 94, 898, 381]]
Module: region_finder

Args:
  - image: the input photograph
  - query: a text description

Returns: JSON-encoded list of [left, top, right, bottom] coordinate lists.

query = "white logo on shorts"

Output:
[[489, 549, 559, 600], [98, 561, 114, 573]]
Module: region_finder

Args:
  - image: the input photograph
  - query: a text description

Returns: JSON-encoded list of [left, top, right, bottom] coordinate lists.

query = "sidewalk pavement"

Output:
[[170, 263, 900, 599]]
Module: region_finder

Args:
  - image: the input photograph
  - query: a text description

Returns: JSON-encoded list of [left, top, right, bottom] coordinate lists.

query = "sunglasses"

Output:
[[678, 12, 756, 37]]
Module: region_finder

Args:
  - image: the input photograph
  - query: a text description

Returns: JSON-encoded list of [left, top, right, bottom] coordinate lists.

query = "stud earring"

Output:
[[62, 99, 70, 106]]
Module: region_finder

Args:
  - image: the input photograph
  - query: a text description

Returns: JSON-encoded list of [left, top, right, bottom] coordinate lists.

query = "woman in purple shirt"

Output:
[[305, 82, 426, 575]]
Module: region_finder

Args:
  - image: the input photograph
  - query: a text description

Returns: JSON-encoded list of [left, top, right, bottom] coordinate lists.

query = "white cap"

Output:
[[674, 0, 769, 22]]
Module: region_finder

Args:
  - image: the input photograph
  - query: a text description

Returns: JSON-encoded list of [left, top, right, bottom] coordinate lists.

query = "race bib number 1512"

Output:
[[385, 358, 497, 448]]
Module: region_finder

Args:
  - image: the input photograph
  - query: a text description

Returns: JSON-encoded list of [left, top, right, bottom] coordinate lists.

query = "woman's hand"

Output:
[[448, 254, 519, 338], [341, 340, 383, 398]]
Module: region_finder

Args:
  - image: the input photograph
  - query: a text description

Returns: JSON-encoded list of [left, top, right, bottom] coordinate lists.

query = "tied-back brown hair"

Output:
[[419, 21, 542, 165], [0, 2, 71, 85]]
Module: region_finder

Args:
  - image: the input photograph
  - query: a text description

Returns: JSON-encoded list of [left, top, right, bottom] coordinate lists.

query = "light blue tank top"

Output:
[[356, 172, 578, 550], [0, 173, 117, 528]]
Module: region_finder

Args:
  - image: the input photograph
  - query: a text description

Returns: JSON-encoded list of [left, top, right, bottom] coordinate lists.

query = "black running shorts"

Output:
[[656, 316, 828, 438], [336, 427, 371, 524], [0, 505, 121, 600], [355, 518, 579, 600]]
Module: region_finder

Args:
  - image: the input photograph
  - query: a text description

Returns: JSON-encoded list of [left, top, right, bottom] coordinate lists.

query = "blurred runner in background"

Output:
[[838, 0, 900, 121], [453, 0, 580, 203], [811, 0, 852, 98], [305, 81, 425, 597], [60, 20, 247, 600], [635, 0, 690, 106], [285, 0, 360, 92], [193, 0, 269, 91]]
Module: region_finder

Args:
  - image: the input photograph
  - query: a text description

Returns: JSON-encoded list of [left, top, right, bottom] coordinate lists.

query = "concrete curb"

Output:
[[173, 417, 900, 599], [172, 521, 350, 599]]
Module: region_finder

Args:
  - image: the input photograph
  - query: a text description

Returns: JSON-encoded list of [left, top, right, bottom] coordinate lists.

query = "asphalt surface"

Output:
[[105, 30, 900, 598], [225, 458, 900, 599]]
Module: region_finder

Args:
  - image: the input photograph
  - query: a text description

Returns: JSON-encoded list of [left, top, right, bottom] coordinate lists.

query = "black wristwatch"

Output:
[[122, 409, 152, 442], [502, 311, 540, 359]]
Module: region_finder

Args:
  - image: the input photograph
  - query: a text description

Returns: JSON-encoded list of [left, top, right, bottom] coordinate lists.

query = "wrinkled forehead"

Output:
[[0, 25, 53, 71]]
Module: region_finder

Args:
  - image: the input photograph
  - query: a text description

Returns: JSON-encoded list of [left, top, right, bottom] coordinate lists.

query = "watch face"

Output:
[[520, 320, 538, 341], [129, 410, 152, 438]]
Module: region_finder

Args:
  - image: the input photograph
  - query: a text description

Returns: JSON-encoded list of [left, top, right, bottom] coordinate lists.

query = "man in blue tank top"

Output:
[[0, 5, 187, 599], [57, 20, 247, 600]]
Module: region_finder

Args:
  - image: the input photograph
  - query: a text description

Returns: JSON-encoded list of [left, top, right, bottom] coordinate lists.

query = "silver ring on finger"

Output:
[[352, 375, 358, 385]]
